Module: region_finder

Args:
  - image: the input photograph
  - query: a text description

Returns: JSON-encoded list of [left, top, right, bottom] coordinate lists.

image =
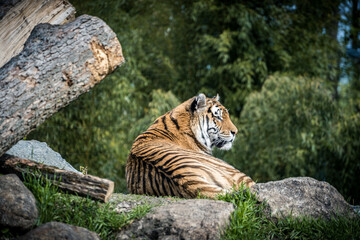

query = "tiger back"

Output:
[[126, 93, 255, 198]]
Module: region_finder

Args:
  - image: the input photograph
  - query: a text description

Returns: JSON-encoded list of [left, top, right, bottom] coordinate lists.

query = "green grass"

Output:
[[15, 173, 360, 240], [217, 185, 360, 240], [22, 172, 152, 239]]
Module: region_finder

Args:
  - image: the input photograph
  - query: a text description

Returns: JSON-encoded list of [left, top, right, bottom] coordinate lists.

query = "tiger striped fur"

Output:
[[126, 93, 255, 198]]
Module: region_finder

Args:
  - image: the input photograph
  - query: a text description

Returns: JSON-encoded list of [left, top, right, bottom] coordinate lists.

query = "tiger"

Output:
[[126, 93, 255, 198]]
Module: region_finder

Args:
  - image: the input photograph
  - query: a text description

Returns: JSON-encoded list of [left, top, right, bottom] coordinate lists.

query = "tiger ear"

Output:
[[213, 94, 220, 101], [190, 93, 207, 112]]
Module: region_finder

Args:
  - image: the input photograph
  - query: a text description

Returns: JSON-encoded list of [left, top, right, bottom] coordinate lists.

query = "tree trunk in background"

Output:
[[351, 0, 360, 112], [0, 0, 76, 68], [326, 0, 341, 100], [0, 14, 125, 157], [351, 0, 359, 50]]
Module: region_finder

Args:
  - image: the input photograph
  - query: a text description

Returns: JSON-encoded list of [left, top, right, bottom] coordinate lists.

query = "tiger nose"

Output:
[[230, 128, 238, 136]]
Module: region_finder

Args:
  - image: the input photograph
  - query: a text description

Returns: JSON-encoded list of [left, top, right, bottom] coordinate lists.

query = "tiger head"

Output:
[[189, 93, 238, 152]]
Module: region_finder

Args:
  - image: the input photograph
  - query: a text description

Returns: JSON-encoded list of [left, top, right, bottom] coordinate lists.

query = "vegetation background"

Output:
[[28, 0, 360, 204]]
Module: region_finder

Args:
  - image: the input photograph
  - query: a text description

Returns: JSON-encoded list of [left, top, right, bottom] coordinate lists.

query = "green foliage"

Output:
[[221, 75, 360, 203], [23, 173, 152, 239], [184, 0, 340, 113], [129, 89, 180, 141], [218, 186, 360, 240]]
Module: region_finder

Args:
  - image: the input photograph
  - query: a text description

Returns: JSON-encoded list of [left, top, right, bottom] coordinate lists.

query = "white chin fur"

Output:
[[219, 142, 233, 151]]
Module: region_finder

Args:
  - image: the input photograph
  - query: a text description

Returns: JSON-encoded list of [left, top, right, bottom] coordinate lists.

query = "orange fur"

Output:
[[126, 94, 254, 198]]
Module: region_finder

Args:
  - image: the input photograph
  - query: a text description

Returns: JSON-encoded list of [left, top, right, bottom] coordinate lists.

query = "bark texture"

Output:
[[0, 14, 125, 157], [0, 0, 76, 67], [0, 154, 115, 202]]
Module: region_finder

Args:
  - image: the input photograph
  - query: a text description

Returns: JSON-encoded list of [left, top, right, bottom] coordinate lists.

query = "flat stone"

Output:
[[109, 193, 177, 214], [6, 140, 81, 174], [18, 221, 100, 240], [250, 177, 356, 219], [0, 174, 38, 230], [117, 199, 235, 240]]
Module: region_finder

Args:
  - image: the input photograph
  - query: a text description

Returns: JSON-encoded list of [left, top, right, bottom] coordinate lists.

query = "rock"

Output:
[[117, 199, 235, 240], [250, 177, 356, 220], [18, 221, 100, 240], [0, 174, 38, 231], [6, 140, 81, 174], [352, 205, 360, 216], [109, 193, 177, 214]]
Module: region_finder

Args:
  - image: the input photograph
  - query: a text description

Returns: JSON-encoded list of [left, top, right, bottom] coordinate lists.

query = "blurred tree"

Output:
[[220, 75, 360, 203]]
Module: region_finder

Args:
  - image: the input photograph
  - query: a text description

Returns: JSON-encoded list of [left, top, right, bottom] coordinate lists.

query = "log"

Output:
[[0, 154, 114, 202], [0, 0, 76, 68], [0, 14, 125, 156]]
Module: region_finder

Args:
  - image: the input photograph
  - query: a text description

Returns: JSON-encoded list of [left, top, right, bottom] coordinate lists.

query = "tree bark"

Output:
[[0, 0, 76, 68], [0, 154, 114, 202], [351, 0, 359, 50], [0, 14, 125, 157]]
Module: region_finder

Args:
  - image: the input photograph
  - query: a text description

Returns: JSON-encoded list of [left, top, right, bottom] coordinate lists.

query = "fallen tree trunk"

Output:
[[0, 154, 114, 202], [0, 14, 125, 156], [0, 0, 76, 68]]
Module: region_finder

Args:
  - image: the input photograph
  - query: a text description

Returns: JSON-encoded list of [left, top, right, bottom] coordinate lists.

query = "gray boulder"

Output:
[[109, 193, 177, 214], [117, 199, 235, 240], [6, 140, 81, 174], [18, 221, 100, 240], [250, 177, 356, 219], [0, 174, 38, 231]]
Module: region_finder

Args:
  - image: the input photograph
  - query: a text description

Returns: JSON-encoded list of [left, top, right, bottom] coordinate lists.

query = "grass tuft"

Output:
[[217, 185, 360, 240], [23, 172, 152, 239]]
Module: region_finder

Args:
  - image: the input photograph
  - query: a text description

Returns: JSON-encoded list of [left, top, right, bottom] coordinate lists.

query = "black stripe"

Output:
[[162, 157, 196, 170], [182, 180, 202, 187], [135, 131, 159, 141], [162, 175, 169, 196], [162, 116, 168, 131], [136, 159, 141, 194], [171, 173, 199, 179], [130, 156, 137, 193], [153, 166, 161, 196], [169, 180, 181, 197], [142, 160, 146, 195], [135, 135, 151, 141], [166, 164, 201, 175], [184, 132, 207, 151], [167, 178, 175, 196], [155, 128, 174, 138], [147, 163, 154, 195], [153, 152, 176, 165], [138, 147, 158, 157], [161, 154, 182, 167], [198, 118, 207, 145], [152, 128, 174, 141], [206, 171, 224, 188], [170, 112, 180, 130]]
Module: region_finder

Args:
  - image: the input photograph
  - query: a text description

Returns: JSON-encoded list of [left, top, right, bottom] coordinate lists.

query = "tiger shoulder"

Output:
[[126, 93, 255, 198]]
